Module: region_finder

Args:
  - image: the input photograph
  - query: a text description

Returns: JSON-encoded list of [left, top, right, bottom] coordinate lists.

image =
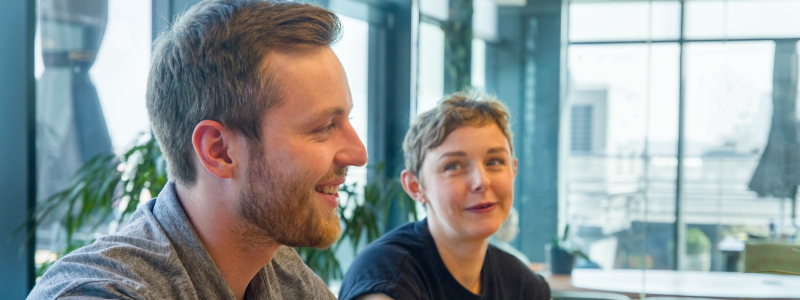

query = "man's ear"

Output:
[[401, 170, 427, 204], [192, 120, 239, 179]]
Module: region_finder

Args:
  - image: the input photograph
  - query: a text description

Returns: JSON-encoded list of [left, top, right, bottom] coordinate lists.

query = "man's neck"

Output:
[[428, 219, 488, 295], [175, 182, 281, 300]]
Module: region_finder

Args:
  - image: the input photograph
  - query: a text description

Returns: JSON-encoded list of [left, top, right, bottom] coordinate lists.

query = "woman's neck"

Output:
[[428, 219, 489, 295]]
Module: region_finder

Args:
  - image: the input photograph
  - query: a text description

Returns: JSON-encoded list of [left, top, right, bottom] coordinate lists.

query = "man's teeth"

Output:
[[317, 185, 340, 195]]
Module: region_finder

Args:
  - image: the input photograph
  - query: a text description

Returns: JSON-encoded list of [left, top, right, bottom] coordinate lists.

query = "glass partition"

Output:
[[416, 21, 446, 116], [567, 43, 679, 270], [569, 1, 680, 42], [332, 14, 370, 194], [565, 0, 800, 297], [34, 0, 152, 269]]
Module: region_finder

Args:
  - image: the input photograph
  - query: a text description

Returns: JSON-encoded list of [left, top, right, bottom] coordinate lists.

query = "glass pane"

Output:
[[420, 0, 449, 21], [473, 0, 497, 40], [683, 41, 789, 272], [685, 0, 800, 40], [567, 43, 680, 271], [332, 14, 370, 193], [417, 21, 445, 116], [35, 0, 151, 267], [569, 1, 680, 42], [471, 38, 486, 91]]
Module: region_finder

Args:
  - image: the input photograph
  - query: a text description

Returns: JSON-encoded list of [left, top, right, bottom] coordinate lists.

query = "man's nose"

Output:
[[337, 121, 368, 167]]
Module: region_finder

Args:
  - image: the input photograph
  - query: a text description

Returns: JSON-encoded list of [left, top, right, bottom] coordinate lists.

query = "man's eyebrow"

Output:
[[487, 147, 509, 154], [437, 151, 467, 162], [313, 107, 345, 119]]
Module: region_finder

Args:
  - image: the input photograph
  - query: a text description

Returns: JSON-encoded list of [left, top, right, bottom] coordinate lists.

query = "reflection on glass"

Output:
[[685, 0, 800, 40], [569, 1, 680, 42], [91, 0, 152, 153], [683, 41, 797, 271], [420, 0, 449, 21], [567, 43, 679, 270], [331, 15, 370, 195], [35, 0, 151, 266], [417, 22, 445, 115], [471, 38, 486, 91]]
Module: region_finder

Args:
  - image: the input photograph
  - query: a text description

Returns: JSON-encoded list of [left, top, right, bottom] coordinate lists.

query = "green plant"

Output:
[[297, 164, 418, 283], [19, 135, 165, 276], [551, 224, 590, 261], [442, 0, 473, 94], [686, 228, 712, 255], [22, 135, 417, 283]]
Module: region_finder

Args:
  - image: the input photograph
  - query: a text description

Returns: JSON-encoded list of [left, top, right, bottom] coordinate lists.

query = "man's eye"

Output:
[[318, 123, 335, 134]]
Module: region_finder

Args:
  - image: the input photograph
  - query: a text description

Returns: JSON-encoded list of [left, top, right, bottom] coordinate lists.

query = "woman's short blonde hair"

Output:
[[403, 91, 514, 177]]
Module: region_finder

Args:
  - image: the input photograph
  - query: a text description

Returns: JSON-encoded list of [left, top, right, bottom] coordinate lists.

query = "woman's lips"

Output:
[[465, 202, 496, 214]]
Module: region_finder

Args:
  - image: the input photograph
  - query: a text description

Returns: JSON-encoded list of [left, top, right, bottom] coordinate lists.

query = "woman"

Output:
[[338, 92, 551, 300]]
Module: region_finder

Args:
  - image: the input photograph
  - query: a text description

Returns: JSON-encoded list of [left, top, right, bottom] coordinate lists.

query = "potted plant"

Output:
[[683, 228, 712, 271], [548, 224, 589, 275]]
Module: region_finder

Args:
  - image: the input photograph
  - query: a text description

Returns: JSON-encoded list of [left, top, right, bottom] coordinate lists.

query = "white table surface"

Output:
[[571, 269, 800, 298]]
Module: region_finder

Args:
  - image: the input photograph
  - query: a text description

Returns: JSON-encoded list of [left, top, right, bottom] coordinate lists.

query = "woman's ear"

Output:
[[513, 158, 518, 178], [401, 170, 427, 204]]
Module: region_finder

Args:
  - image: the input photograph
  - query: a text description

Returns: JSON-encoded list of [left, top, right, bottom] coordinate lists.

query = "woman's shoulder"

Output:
[[339, 221, 433, 300], [363, 220, 428, 254], [487, 244, 529, 271], [486, 245, 551, 300]]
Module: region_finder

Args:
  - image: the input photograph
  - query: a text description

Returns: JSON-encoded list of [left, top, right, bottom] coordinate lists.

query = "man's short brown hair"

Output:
[[147, 0, 341, 185], [403, 91, 514, 177]]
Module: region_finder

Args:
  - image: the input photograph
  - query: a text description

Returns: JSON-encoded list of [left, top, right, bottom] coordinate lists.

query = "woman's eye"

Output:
[[487, 158, 505, 166], [444, 164, 460, 171]]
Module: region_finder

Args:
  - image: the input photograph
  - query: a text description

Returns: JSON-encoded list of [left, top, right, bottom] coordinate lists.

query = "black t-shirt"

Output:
[[338, 219, 551, 300]]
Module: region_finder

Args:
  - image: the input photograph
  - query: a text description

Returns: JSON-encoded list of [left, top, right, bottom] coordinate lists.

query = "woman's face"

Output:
[[411, 124, 516, 241]]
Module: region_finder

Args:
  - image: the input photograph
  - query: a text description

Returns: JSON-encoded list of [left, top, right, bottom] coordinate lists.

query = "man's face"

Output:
[[237, 46, 368, 248]]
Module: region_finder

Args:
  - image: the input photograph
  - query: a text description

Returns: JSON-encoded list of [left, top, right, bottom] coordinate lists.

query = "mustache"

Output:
[[317, 166, 348, 183]]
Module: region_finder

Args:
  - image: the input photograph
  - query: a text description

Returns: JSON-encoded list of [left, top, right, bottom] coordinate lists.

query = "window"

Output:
[[332, 14, 370, 193], [571, 105, 593, 152], [565, 0, 800, 275], [471, 38, 487, 91], [416, 21, 446, 116], [34, 0, 152, 267], [685, 0, 800, 39], [566, 42, 680, 270], [569, 1, 680, 42]]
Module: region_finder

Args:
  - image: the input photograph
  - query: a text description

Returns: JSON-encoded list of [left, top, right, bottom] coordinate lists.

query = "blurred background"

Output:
[[2, 0, 800, 298]]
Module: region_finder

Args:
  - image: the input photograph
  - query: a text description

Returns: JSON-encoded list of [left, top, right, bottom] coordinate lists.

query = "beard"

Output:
[[236, 145, 344, 249]]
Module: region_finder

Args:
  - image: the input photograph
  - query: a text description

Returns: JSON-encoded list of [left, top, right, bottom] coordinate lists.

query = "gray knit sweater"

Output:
[[27, 182, 336, 300]]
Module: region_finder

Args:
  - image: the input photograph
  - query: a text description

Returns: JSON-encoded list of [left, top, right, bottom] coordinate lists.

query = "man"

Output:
[[28, 0, 367, 299]]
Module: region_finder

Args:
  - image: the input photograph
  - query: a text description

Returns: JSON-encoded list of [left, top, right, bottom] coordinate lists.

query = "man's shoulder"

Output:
[[28, 201, 186, 300], [268, 246, 336, 300]]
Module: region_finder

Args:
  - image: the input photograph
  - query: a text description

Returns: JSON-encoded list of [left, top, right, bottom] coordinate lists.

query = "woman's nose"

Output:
[[471, 165, 491, 193]]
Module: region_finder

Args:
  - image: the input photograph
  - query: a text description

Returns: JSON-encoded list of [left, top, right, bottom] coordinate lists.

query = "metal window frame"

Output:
[[0, 0, 37, 296]]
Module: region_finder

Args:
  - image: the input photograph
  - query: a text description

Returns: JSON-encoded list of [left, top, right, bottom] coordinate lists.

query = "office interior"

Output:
[[2, 0, 800, 298]]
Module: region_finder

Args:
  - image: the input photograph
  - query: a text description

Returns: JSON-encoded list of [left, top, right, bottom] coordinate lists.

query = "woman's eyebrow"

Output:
[[487, 147, 509, 154], [437, 151, 467, 161]]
